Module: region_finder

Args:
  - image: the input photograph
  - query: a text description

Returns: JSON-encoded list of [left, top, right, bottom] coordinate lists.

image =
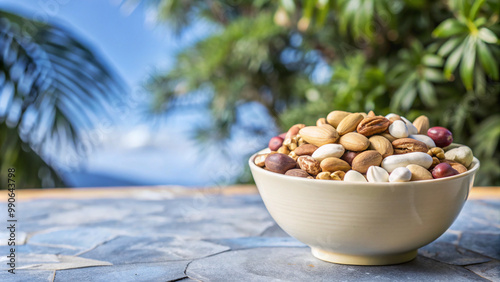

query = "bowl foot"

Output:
[[311, 248, 417, 265]]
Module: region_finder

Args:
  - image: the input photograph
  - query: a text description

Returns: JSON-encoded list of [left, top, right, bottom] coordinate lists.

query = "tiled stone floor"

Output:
[[0, 187, 498, 281]]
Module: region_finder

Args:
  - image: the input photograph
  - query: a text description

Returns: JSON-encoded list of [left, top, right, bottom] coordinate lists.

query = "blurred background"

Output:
[[0, 0, 499, 188]]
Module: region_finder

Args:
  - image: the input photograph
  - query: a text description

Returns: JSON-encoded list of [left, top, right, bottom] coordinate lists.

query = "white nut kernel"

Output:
[[389, 120, 409, 138], [366, 166, 389, 183], [409, 134, 436, 148], [444, 146, 473, 167], [311, 144, 345, 162], [389, 167, 412, 182], [343, 170, 367, 182], [401, 117, 418, 135], [381, 152, 433, 173]]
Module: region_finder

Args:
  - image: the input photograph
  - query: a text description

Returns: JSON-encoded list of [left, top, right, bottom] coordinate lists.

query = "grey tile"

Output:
[[28, 227, 118, 251], [459, 231, 500, 260], [449, 200, 500, 233], [187, 248, 488, 281], [465, 260, 500, 281], [55, 261, 188, 282], [207, 237, 306, 250], [0, 269, 54, 282], [419, 242, 490, 265], [80, 236, 229, 264]]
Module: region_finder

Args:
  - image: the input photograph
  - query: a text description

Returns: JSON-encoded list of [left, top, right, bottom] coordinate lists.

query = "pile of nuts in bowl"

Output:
[[254, 110, 475, 182]]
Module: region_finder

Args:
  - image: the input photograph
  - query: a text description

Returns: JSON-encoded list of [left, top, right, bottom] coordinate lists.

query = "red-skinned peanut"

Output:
[[427, 127, 453, 148], [268, 136, 284, 151], [432, 163, 459, 179]]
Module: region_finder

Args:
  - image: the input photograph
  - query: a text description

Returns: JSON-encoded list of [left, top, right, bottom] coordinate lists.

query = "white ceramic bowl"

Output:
[[249, 148, 479, 265]]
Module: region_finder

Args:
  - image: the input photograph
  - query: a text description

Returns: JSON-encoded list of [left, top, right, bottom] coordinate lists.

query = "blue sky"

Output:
[[0, 0, 175, 87]]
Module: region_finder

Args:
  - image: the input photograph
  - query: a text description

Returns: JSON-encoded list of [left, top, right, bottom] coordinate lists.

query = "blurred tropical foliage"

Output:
[[148, 0, 500, 185], [0, 10, 125, 188]]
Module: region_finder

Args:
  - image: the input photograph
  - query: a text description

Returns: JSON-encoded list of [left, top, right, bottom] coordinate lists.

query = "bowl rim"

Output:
[[249, 146, 480, 186]]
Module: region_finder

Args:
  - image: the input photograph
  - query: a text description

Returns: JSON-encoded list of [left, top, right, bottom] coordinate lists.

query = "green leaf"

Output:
[[469, 0, 485, 20], [390, 74, 416, 111], [418, 80, 438, 107], [478, 28, 499, 44], [432, 19, 468, 38], [438, 37, 464, 57], [460, 37, 477, 90], [423, 68, 446, 82], [422, 54, 443, 67], [473, 17, 487, 27], [444, 39, 467, 79], [401, 87, 418, 111], [477, 40, 499, 79]]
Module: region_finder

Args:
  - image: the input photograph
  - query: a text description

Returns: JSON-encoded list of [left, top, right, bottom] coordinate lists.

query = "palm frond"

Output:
[[0, 10, 126, 187]]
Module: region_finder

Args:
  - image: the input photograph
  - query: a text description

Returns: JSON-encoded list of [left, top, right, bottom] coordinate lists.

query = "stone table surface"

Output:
[[0, 185, 499, 282]]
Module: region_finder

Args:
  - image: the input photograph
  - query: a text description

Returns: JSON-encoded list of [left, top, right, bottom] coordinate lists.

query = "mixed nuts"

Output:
[[255, 111, 475, 182]]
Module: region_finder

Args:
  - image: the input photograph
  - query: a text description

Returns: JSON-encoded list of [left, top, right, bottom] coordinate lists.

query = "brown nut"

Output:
[[316, 171, 332, 180], [428, 147, 445, 159], [381, 133, 397, 142], [339, 132, 370, 152], [316, 118, 327, 126], [294, 144, 318, 156], [285, 168, 311, 178], [368, 135, 394, 158], [299, 124, 339, 147], [254, 154, 268, 167], [288, 151, 299, 161], [392, 138, 428, 154], [367, 110, 376, 117], [440, 160, 467, 173], [341, 151, 361, 166], [356, 116, 391, 137], [413, 115, 430, 135], [336, 113, 364, 135], [407, 164, 433, 181], [326, 110, 350, 128], [430, 157, 440, 169], [331, 171, 345, 180], [351, 150, 383, 174], [265, 153, 297, 174], [320, 157, 351, 172], [285, 124, 306, 140], [297, 156, 322, 176]]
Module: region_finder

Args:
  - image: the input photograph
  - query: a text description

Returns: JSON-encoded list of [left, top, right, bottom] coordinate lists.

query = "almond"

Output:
[[285, 169, 311, 178], [392, 138, 428, 154], [326, 110, 350, 128], [339, 132, 370, 152], [294, 144, 318, 156], [336, 113, 364, 135], [351, 150, 383, 174], [367, 110, 375, 117], [381, 133, 397, 142], [413, 115, 430, 135], [356, 116, 391, 136], [316, 118, 327, 126], [368, 135, 394, 158], [406, 164, 433, 181], [299, 124, 339, 147], [320, 157, 351, 172]]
